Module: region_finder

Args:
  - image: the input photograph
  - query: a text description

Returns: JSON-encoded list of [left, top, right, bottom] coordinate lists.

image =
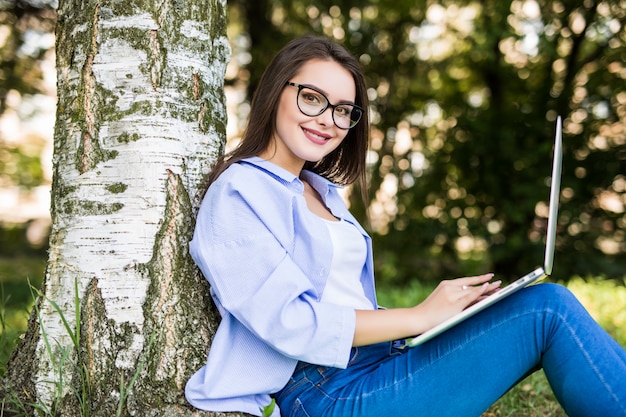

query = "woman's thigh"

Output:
[[331, 285, 555, 416], [277, 284, 626, 417]]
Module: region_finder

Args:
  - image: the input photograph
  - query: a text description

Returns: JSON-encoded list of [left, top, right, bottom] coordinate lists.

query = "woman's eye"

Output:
[[302, 91, 322, 105], [335, 106, 351, 117]]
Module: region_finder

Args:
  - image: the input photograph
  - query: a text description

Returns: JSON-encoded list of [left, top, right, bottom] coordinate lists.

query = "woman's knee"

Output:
[[513, 282, 585, 317], [522, 282, 574, 302]]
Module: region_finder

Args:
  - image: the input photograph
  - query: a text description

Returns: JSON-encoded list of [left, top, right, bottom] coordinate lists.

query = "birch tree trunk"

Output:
[[4, 1, 242, 416]]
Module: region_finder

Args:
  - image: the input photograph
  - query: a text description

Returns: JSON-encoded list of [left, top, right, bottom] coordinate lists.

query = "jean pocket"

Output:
[[310, 365, 337, 384], [347, 346, 361, 366], [275, 375, 308, 405], [314, 346, 364, 388], [287, 398, 312, 417]]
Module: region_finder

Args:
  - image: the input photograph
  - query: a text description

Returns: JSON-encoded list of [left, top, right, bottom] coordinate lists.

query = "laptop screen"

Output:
[[544, 116, 562, 276]]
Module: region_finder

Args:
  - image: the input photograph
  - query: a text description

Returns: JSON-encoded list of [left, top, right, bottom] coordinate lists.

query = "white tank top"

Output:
[[320, 218, 374, 310]]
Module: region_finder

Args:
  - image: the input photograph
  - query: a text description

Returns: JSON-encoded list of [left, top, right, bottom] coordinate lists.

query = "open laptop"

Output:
[[408, 116, 563, 347]]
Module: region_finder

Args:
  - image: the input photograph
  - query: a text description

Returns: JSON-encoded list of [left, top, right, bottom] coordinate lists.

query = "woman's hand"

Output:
[[412, 273, 501, 334], [352, 273, 500, 346]]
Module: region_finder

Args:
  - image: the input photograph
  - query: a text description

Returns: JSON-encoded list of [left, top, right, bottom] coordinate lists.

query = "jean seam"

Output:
[[542, 307, 626, 414], [276, 375, 310, 401]]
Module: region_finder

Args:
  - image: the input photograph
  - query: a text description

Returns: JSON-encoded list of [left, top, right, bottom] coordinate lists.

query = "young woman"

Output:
[[185, 35, 626, 417]]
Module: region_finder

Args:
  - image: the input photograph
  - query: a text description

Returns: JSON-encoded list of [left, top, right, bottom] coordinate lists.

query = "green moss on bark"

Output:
[[106, 183, 129, 194]]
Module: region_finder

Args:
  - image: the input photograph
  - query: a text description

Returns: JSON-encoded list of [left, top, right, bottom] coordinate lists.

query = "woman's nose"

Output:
[[316, 106, 334, 127]]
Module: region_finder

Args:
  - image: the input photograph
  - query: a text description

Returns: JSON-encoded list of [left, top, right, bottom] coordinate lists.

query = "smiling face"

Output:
[[260, 58, 357, 175]]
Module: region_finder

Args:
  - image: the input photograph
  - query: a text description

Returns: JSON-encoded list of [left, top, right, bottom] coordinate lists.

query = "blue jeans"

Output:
[[274, 284, 626, 417]]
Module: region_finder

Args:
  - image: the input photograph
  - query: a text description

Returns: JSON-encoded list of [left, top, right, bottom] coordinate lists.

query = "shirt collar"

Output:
[[240, 157, 343, 197], [300, 170, 343, 201]]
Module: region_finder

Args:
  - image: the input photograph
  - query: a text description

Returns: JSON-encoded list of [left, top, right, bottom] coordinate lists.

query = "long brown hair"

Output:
[[205, 34, 370, 192]]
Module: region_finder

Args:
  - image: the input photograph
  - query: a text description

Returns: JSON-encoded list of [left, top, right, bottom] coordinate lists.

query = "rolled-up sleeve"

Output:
[[190, 166, 356, 367]]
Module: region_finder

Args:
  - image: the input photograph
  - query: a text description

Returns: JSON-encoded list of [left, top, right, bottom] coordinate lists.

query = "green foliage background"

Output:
[[227, 0, 625, 286], [0, 0, 624, 286]]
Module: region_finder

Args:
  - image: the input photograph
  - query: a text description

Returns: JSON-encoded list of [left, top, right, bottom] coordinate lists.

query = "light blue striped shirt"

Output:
[[185, 157, 377, 416]]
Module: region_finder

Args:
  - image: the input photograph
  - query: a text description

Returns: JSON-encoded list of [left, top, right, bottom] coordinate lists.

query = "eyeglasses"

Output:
[[285, 82, 364, 130]]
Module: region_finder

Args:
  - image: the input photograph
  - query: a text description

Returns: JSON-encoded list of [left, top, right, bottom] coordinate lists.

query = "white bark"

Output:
[[17, 0, 231, 414]]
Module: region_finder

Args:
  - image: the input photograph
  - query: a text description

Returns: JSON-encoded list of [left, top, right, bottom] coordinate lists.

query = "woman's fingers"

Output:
[[467, 281, 502, 305], [416, 273, 502, 331], [462, 279, 502, 294], [455, 273, 495, 288]]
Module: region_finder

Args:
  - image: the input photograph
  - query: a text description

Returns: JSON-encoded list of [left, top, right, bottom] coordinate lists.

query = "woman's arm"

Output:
[[353, 273, 501, 346]]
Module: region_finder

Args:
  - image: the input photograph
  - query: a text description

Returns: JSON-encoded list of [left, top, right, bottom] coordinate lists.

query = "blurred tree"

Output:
[[0, 0, 54, 114], [0, 0, 56, 256], [229, 0, 625, 284], [0, 0, 55, 190]]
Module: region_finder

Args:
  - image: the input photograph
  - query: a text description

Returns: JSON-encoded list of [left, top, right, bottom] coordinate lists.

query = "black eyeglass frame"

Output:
[[285, 81, 364, 130]]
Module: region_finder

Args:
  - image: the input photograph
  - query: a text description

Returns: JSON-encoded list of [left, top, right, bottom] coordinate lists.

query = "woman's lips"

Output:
[[303, 127, 331, 144]]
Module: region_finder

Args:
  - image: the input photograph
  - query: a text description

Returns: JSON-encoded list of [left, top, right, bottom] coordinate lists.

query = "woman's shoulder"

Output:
[[213, 157, 301, 193], [199, 159, 303, 237], [204, 160, 303, 217], [209, 160, 260, 192]]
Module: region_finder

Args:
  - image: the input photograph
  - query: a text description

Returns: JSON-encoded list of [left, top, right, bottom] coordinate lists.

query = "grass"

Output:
[[483, 371, 566, 417], [1, 256, 150, 416], [2, 256, 625, 416], [0, 256, 45, 376]]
